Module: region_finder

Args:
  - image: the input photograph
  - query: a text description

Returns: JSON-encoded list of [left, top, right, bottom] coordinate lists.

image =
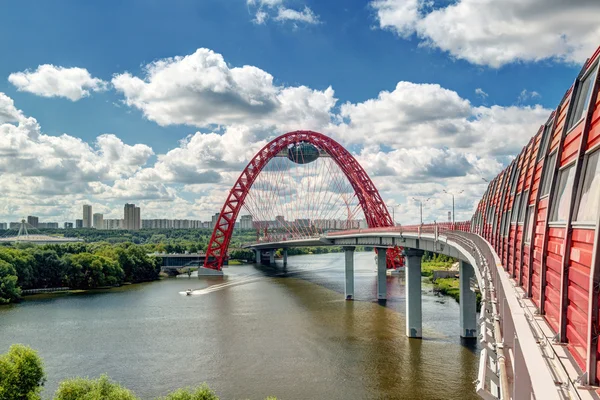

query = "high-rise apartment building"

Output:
[[211, 213, 220, 229], [76, 219, 83, 229], [64, 222, 73, 229], [104, 219, 124, 230], [83, 205, 92, 228], [93, 213, 104, 230], [134, 207, 140, 230], [0, 223, 7, 230], [27, 216, 39, 228], [240, 215, 253, 230], [38, 222, 59, 229], [124, 204, 141, 230]]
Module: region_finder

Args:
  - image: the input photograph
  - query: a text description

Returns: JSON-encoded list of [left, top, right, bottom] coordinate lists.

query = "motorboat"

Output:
[[185, 289, 192, 296]]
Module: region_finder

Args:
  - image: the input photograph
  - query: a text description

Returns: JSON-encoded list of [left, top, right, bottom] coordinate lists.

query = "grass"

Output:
[[421, 261, 482, 311], [434, 278, 460, 301], [227, 260, 244, 265], [421, 260, 454, 277]]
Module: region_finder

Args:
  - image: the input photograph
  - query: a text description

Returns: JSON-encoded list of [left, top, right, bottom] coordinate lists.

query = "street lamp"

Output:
[[443, 189, 464, 224], [412, 197, 430, 225], [387, 204, 400, 226]]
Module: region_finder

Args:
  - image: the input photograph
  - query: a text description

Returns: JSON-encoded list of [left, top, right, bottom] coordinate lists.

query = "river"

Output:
[[0, 252, 479, 400]]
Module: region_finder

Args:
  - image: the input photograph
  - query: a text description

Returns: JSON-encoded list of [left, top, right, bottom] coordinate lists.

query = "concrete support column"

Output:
[[405, 248, 424, 338], [269, 251, 275, 265], [376, 247, 387, 300], [459, 260, 477, 338], [343, 246, 355, 300], [254, 249, 261, 264], [283, 249, 288, 267]]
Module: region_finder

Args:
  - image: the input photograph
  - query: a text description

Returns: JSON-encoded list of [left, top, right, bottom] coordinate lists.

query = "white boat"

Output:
[[185, 289, 192, 296]]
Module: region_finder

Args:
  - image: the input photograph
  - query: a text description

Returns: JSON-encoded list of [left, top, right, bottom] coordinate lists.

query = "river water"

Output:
[[0, 252, 479, 400]]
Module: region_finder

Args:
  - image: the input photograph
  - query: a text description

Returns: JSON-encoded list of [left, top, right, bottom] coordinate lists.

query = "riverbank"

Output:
[[421, 261, 481, 310]]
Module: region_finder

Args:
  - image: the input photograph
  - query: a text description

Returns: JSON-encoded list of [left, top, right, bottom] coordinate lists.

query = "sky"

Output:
[[0, 0, 599, 225]]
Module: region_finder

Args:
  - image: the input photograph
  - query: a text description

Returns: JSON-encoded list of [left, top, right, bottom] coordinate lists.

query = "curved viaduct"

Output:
[[208, 45, 600, 400]]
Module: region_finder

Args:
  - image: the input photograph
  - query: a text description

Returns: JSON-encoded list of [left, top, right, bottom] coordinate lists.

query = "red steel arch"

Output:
[[204, 130, 394, 270]]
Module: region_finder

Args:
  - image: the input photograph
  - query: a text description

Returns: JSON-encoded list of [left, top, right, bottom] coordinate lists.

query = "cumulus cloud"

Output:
[[0, 92, 155, 221], [112, 48, 335, 130], [247, 0, 320, 25], [8, 65, 108, 101], [1, 45, 555, 224], [329, 81, 550, 157], [0, 93, 23, 124], [371, 0, 600, 67]]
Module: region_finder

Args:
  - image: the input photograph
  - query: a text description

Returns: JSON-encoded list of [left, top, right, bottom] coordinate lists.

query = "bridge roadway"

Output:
[[245, 226, 599, 400]]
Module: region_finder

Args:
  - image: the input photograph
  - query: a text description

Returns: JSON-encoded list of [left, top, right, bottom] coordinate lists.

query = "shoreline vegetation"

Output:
[[0, 344, 277, 400], [420, 252, 481, 310]]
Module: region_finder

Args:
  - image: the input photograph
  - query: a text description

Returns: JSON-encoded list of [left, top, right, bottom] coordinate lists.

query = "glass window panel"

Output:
[[575, 150, 600, 222], [541, 152, 557, 197], [510, 165, 519, 194], [567, 69, 598, 130], [511, 194, 521, 222], [538, 123, 552, 160], [550, 165, 576, 223], [518, 191, 528, 222], [525, 206, 535, 244], [503, 212, 511, 236]]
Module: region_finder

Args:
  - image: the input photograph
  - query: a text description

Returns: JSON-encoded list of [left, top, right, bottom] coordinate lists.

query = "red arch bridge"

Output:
[[201, 47, 600, 400]]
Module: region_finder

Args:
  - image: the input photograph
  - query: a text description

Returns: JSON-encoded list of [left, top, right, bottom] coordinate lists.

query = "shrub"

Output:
[[0, 344, 45, 400], [53, 375, 139, 400], [158, 385, 219, 400]]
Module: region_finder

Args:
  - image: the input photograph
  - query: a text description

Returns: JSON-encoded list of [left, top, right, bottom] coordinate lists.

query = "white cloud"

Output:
[[248, 0, 320, 26], [8, 65, 108, 101], [330, 81, 550, 157], [274, 6, 320, 24], [475, 88, 488, 99], [371, 0, 600, 67], [370, 0, 421, 38], [517, 89, 541, 104], [0, 92, 23, 124], [0, 44, 556, 225], [112, 48, 335, 130]]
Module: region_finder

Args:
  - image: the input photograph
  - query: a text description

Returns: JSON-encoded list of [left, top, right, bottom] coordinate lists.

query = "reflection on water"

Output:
[[0, 252, 479, 400]]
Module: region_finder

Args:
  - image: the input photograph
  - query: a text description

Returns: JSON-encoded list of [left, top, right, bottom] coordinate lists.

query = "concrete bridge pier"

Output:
[[343, 246, 355, 300], [254, 249, 261, 264], [269, 251, 275, 265], [376, 247, 387, 301], [405, 248, 424, 338], [459, 260, 477, 338], [283, 249, 288, 267]]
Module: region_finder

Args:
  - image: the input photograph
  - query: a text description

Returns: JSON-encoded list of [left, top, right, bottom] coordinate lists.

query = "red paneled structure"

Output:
[[473, 46, 600, 384]]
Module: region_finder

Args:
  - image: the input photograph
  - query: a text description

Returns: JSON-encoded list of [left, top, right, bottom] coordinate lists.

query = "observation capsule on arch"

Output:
[[287, 142, 320, 164]]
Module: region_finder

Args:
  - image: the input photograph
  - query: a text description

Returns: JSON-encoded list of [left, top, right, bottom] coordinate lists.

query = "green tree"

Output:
[[62, 253, 124, 289], [53, 375, 138, 400], [158, 385, 218, 400], [27, 249, 64, 288], [0, 248, 35, 289], [0, 344, 45, 400], [0, 260, 21, 304]]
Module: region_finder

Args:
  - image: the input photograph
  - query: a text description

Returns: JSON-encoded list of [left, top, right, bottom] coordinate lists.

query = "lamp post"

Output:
[[387, 204, 400, 226], [412, 197, 430, 225], [443, 189, 464, 225]]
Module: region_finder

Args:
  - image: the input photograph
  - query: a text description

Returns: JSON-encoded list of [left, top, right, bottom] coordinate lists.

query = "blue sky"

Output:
[[0, 0, 598, 224]]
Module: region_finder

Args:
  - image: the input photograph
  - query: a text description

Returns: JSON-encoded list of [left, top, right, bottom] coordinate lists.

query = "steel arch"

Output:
[[204, 130, 394, 270]]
